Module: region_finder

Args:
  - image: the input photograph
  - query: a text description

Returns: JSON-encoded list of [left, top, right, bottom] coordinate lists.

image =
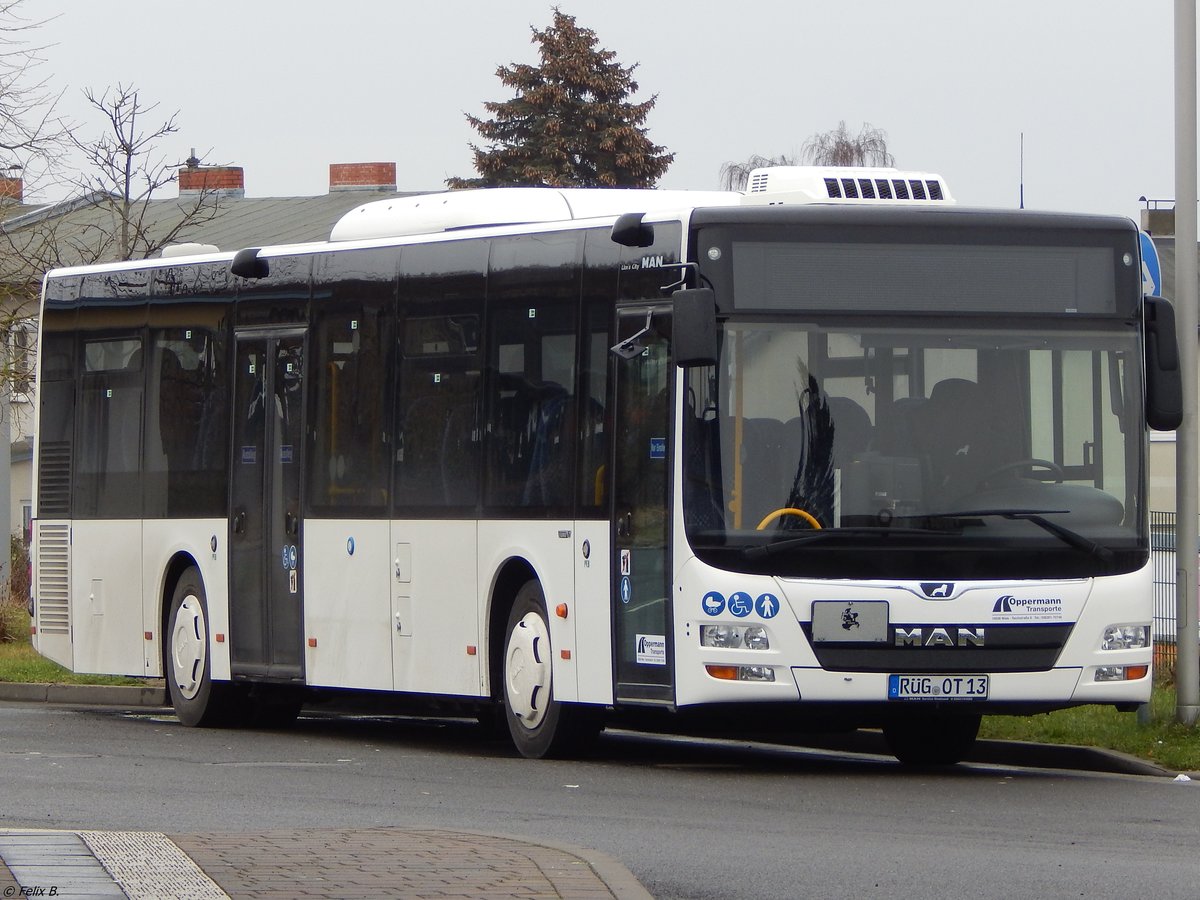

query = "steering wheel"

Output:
[[979, 458, 1065, 488], [756, 507, 822, 530]]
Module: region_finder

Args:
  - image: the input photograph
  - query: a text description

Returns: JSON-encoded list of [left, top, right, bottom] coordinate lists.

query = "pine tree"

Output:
[[447, 9, 673, 189]]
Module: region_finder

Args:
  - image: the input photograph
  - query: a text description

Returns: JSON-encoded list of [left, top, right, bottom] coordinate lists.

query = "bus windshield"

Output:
[[682, 319, 1146, 580]]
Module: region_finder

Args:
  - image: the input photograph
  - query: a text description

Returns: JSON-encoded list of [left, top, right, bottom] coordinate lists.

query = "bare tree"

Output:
[[0, 0, 65, 186], [718, 153, 796, 191], [69, 83, 221, 261], [719, 121, 896, 190], [801, 120, 894, 168]]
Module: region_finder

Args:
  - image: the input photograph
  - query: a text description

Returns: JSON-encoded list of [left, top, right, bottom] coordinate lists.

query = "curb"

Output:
[[463, 829, 656, 900], [0, 681, 167, 706]]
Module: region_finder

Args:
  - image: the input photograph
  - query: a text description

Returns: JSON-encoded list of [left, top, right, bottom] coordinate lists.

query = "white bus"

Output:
[[30, 167, 1181, 764]]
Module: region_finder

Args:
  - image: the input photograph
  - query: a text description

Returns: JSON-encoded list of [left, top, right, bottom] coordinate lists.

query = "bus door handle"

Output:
[[285, 511, 299, 537], [616, 512, 632, 538], [232, 510, 247, 535]]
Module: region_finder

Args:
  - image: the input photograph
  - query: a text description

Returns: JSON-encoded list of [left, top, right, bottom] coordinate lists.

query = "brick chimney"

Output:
[[0, 174, 22, 203], [179, 151, 245, 198], [329, 162, 396, 192]]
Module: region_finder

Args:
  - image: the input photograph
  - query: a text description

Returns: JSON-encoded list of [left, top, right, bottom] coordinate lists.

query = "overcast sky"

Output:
[[28, 1, 1189, 223]]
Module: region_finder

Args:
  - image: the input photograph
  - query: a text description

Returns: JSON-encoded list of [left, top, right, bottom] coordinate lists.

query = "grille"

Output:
[[35, 522, 70, 636], [749, 172, 771, 193], [37, 441, 71, 517], [824, 178, 842, 198], [801, 623, 1072, 673]]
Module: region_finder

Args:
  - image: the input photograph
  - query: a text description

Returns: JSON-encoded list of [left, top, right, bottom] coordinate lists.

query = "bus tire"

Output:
[[501, 580, 600, 759], [882, 713, 981, 766], [165, 566, 232, 727]]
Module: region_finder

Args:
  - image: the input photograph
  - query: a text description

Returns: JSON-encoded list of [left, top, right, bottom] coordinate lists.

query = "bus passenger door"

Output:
[[611, 307, 674, 703], [229, 331, 305, 681]]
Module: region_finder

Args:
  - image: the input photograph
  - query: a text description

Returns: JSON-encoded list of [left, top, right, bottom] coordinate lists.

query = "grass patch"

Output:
[[980, 682, 1200, 773], [0, 640, 143, 686]]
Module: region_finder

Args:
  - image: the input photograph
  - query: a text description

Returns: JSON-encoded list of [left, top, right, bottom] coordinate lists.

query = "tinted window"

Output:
[[484, 233, 581, 511], [75, 335, 144, 518], [394, 240, 486, 511], [143, 327, 229, 517], [308, 249, 396, 516]]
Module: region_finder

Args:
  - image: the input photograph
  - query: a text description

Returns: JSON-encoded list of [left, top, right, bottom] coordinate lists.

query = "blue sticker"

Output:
[[241, 446, 257, 464], [649, 437, 666, 459], [281, 546, 290, 570], [701, 591, 726, 616], [346, 536, 355, 556], [280, 445, 294, 464], [755, 593, 780, 619], [288, 545, 298, 570], [728, 592, 753, 618], [620, 576, 632, 604]]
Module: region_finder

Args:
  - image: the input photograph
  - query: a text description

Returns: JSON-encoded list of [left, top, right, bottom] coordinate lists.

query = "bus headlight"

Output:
[[701, 624, 770, 650], [1100, 624, 1150, 651]]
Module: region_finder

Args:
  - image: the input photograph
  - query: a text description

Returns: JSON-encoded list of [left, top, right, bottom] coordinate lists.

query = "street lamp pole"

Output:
[[1174, 0, 1199, 725]]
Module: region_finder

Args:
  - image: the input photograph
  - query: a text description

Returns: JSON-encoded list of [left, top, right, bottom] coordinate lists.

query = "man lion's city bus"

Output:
[[30, 167, 1182, 765]]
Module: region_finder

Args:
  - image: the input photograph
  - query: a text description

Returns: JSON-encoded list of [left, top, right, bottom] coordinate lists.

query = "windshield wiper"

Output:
[[743, 526, 952, 560], [922, 508, 1114, 563]]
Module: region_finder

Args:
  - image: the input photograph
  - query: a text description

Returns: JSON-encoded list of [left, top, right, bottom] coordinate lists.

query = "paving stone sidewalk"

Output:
[[0, 827, 653, 899]]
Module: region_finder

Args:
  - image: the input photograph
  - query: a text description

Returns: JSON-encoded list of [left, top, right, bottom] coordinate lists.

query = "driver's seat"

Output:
[[917, 378, 1003, 505]]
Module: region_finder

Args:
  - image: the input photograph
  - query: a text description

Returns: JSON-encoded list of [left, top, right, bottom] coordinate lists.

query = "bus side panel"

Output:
[[391, 520, 480, 696], [141, 518, 230, 680], [479, 520, 577, 703], [70, 520, 143, 677], [574, 520, 613, 706], [303, 518, 392, 690]]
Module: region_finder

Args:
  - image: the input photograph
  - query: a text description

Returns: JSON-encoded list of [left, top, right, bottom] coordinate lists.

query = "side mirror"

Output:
[[674, 288, 718, 367], [231, 247, 269, 279], [1145, 295, 1183, 431], [610, 212, 655, 248]]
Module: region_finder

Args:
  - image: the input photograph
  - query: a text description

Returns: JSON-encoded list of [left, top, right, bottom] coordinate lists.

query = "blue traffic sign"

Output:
[[1140, 231, 1162, 296]]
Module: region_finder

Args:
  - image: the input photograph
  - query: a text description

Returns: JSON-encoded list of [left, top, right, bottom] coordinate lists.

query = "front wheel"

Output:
[[166, 566, 234, 727], [882, 713, 981, 766], [502, 580, 601, 758]]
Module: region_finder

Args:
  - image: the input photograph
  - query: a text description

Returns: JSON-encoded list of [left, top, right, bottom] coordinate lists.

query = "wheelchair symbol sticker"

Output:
[[728, 592, 753, 618]]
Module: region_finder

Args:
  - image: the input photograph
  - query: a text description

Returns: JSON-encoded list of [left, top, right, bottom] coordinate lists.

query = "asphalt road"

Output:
[[1, 701, 1197, 899]]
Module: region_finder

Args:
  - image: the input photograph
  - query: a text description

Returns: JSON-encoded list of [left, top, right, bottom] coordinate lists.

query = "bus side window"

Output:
[[484, 233, 581, 513], [394, 241, 486, 512], [76, 336, 144, 518]]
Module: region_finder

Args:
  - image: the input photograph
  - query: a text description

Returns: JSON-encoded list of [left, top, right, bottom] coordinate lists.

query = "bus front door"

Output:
[[611, 307, 674, 704], [229, 331, 305, 681]]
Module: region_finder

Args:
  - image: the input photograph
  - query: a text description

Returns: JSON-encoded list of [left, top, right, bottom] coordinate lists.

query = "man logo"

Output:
[[921, 582, 954, 599]]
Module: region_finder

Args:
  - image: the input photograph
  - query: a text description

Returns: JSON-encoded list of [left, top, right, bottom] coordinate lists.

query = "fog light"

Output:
[[1100, 624, 1150, 651], [740, 665, 775, 682], [1094, 665, 1150, 682]]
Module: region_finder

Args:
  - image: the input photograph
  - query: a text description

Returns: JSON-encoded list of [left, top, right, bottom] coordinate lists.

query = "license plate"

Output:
[[888, 674, 989, 700]]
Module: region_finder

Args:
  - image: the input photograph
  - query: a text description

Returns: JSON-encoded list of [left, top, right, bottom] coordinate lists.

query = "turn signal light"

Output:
[[706, 665, 739, 681]]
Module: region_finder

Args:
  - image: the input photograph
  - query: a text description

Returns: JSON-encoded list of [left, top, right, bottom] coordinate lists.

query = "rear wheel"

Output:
[[883, 713, 981, 766], [502, 580, 601, 758], [166, 566, 233, 727]]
